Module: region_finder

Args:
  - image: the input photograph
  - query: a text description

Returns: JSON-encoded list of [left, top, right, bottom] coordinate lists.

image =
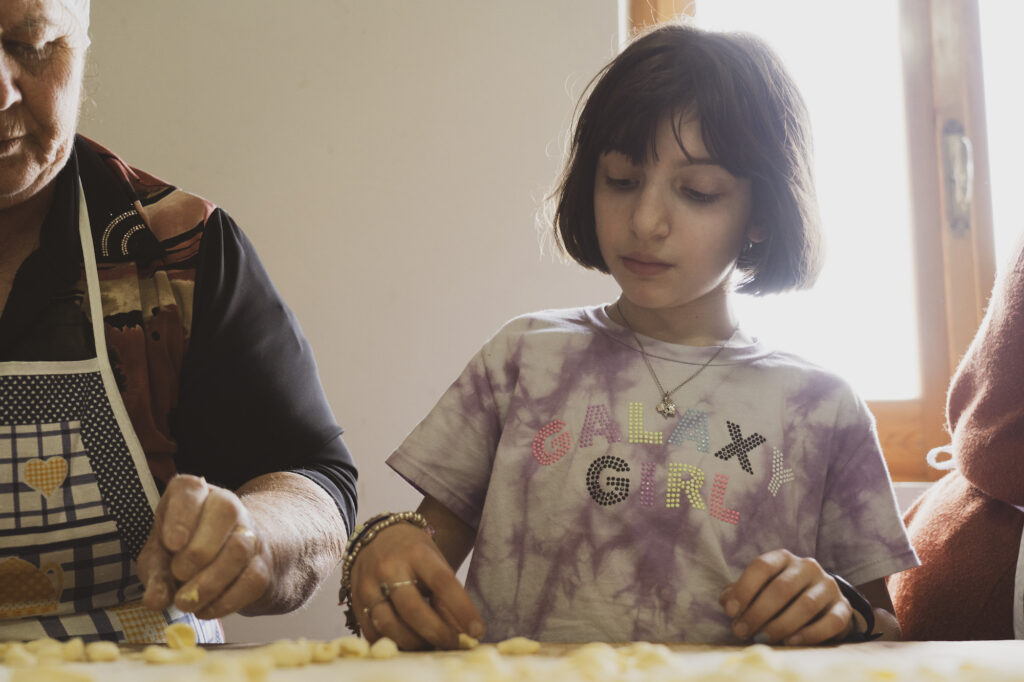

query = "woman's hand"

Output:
[[719, 549, 863, 645], [137, 474, 273, 618], [350, 498, 483, 650]]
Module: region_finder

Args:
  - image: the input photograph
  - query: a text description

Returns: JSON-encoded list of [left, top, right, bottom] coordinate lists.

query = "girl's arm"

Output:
[[348, 495, 483, 650], [720, 549, 900, 645]]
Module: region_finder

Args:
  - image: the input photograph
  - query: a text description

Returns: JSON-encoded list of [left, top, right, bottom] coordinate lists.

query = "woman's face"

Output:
[[0, 0, 88, 211]]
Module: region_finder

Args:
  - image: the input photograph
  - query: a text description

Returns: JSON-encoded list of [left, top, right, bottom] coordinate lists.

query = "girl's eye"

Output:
[[682, 188, 718, 204], [605, 176, 638, 190]]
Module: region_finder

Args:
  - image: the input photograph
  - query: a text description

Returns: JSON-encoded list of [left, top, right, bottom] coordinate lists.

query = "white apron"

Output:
[[0, 182, 221, 642]]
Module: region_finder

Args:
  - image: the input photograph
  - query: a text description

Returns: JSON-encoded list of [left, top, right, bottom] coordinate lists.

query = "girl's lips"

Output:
[[621, 256, 671, 276]]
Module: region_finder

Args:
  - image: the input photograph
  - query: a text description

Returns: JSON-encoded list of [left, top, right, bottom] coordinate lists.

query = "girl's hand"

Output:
[[349, 516, 483, 650], [719, 549, 863, 645]]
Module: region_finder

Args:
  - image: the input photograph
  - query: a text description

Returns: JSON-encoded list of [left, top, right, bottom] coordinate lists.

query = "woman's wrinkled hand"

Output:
[[137, 474, 273, 619], [349, 522, 483, 650], [719, 549, 861, 645]]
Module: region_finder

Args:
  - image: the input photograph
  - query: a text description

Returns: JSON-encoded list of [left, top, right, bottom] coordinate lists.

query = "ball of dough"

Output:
[[165, 623, 198, 650], [311, 639, 341, 663], [84, 640, 120, 662], [496, 636, 541, 655], [4, 643, 37, 667], [369, 637, 399, 659], [265, 639, 313, 668], [333, 636, 370, 658]]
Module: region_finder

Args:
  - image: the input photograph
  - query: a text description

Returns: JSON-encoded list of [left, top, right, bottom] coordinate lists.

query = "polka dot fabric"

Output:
[[0, 372, 154, 558]]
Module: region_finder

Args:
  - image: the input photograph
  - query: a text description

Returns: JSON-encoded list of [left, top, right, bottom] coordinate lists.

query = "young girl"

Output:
[[342, 23, 918, 649]]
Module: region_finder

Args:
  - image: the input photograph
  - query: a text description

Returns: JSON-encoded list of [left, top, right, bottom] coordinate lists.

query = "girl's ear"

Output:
[[746, 223, 768, 244]]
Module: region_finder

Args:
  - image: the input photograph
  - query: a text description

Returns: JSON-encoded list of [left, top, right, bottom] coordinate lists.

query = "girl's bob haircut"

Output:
[[552, 23, 823, 295]]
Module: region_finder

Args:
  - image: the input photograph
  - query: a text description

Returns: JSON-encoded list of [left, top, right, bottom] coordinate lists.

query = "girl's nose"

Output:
[[630, 183, 670, 240]]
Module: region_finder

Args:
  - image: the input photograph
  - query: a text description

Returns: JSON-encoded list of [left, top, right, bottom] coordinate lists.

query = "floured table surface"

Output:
[[2, 639, 1024, 681]]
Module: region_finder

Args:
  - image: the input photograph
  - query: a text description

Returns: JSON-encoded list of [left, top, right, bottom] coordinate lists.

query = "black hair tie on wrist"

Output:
[[827, 571, 882, 642]]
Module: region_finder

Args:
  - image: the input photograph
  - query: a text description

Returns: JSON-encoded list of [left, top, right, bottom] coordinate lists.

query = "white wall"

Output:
[[79, 1, 620, 642]]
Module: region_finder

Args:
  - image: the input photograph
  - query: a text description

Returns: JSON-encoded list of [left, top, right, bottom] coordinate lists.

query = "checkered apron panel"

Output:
[[0, 371, 158, 640], [0, 421, 105, 531]]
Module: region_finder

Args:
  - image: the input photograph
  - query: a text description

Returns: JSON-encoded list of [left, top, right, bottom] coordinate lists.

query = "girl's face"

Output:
[[594, 115, 757, 321]]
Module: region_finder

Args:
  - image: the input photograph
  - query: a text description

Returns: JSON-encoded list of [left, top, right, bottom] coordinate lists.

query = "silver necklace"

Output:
[[616, 302, 739, 419]]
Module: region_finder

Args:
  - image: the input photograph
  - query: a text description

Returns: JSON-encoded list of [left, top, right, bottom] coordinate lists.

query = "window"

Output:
[[628, 0, 999, 480]]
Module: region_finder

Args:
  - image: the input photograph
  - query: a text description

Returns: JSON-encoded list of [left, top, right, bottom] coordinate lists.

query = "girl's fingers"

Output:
[[387, 580, 458, 649], [784, 599, 854, 645], [721, 549, 792, 619], [730, 561, 812, 639], [754, 579, 834, 643], [356, 587, 430, 650], [416, 551, 484, 639]]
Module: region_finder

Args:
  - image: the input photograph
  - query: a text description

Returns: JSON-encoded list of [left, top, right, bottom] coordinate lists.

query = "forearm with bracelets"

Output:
[[338, 511, 431, 635]]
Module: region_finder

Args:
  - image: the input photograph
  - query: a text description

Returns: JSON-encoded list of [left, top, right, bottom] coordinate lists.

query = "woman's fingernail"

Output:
[[469, 621, 484, 638], [725, 599, 739, 617]]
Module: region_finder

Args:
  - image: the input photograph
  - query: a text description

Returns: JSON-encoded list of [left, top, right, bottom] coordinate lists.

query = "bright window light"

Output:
[[695, 1, 919, 400]]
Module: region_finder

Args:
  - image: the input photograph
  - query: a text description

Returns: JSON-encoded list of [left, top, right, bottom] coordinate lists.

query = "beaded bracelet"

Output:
[[337, 511, 430, 635]]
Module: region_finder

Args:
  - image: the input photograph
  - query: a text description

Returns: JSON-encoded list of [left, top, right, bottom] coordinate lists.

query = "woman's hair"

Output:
[[552, 23, 822, 295]]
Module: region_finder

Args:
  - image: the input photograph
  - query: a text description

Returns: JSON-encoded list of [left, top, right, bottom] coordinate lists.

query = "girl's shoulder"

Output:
[[492, 305, 605, 338], [751, 346, 871, 413]]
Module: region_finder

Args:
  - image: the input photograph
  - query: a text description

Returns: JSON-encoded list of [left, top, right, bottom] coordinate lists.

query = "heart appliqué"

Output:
[[23, 457, 69, 497]]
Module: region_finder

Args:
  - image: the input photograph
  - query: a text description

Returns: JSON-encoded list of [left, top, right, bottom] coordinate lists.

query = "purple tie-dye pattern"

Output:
[[387, 306, 918, 643]]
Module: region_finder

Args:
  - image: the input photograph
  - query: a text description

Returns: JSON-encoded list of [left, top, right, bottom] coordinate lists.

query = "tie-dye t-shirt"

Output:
[[387, 306, 918, 643]]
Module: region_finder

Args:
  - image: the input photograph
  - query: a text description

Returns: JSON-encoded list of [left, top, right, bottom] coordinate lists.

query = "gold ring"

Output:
[[360, 595, 391, 617], [234, 526, 258, 543], [380, 579, 418, 599]]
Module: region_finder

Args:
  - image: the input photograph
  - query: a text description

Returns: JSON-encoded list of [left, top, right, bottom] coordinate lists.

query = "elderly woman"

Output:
[[0, 0, 356, 642]]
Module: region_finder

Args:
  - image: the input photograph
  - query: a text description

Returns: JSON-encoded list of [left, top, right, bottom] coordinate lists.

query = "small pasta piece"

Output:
[[165, 622, 197, 650], [619, 641, 674, 670], [368, 636, 399, 659], [496, 636, 541, 656], [333, 636, 370, 658], [25, 636, 62, 653], [461, 645, 509, 676], [4, 643, 37, 667], [143, 645, 179, 664], [458, 632, 479, 650], [566, 642, 620, 679], [310, 639, 341, 663], [84, 640, 120, 662], [178, 584, 200, 604], [265, 639, 312, 668], [62, 638, 86, 662]]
